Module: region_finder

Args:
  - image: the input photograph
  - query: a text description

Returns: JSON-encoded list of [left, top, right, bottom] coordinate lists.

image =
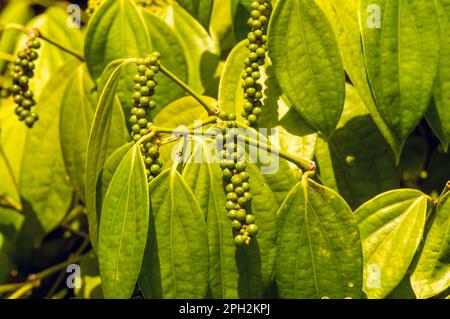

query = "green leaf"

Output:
[[85, 0, 151, 80], [85, 0, 190, 114], [0, 0, 33, 71], [427, 0, 450, 152], [0, 208, 24, 251], [268, 0, 345, 138], [75, 252, 103, 299], [60, 65, 128, 201], [276, 177, 362, 299], [360, 0, 440, 150], [17, 7, 83, 98], [0, 100, 27, 201], [177, 0, 214, 31], [182, 139, 278, 298], [315, 84, 399, 209], [231, 0, 251, 41], [317, 0, 401, 159], [411, 191, 450, 298], [159, 2, 219, 94], [85, 59, 132, 252], [141, 10, 189, 115], [20, 60, 81, 246], [0, 233, 13, 284], [97, 142, 133, 221], [139, 169, 209, 299], [355, 189, 431, 298], [98, 144, 149, 299]]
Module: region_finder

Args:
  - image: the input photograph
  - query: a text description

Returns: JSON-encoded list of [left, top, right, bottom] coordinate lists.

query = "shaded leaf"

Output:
[[85, 59, 131, 252], [315, 84, 399, 209], [427, 0, 450, 152], [268, 0, 345, 138], [411, 191, 450, 298], [317, 0, 401, 159], [159, 2, 219, 94], [98, 144, 149, 299], [276, 177, 363, 299], [360, 0, 440, 149], [60, 65, 128, 201], [355, 189, 431, 298], [139, 169, 209, 298], [177, 0, 214, 31], [20, 60, 81, 246]]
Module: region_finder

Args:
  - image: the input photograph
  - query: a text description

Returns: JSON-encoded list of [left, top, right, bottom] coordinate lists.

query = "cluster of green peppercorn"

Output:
[[11, 37, 41, 128], [130, 52, 162, 182], [216, 112, 259, 246], [240, 0, 270, 127]]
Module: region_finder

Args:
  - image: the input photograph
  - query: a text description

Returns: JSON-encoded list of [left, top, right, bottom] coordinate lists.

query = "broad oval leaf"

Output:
[[411, 191, 450, 298], [85, 59, 131, 252], [159, 2, 219, 94], [60, 65, 128, 202], [315, 84, 399, 209], [142, 10, 189, 115], [355, 189, 432, 299], [84, 0, 151, 80], [20, 60, 81, 246], [427, 0, 450, 152], [316, 0, 401, 159], [182, 139, 278, 298], [360, 0, 440, 150], [139, 169, 209, 299], [98, 144, 149, 299], [268, 0, 345, 138], [276, 177, 363, 299]]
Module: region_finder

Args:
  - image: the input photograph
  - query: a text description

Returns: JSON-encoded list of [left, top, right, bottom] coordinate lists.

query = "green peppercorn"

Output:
[[231, 220, 242, 230], [236, 209, 246, 221], [247, 224, 259, 236], [227, 210, 237, 220], [231, 175, 243, 186], [225, 201, 236, 210], [234, 235, 245, 246], [245, 214, 256, 224]]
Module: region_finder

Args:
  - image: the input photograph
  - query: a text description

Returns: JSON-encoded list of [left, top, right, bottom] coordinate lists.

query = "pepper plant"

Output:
[[0, 0, 449, 300]]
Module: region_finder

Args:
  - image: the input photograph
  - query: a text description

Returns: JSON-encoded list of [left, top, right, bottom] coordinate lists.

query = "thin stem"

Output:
[[7, 282, 34, 299], [437, 181, 450, 205], [237, 135, 316, 172], [159, 64, 218, 116], [1, 252, 88, 298], [0, 195, 23, 212], [0, 24, 84, 62], [137, 117, 218, 146], [60, 225, 89, 239], [37, 32, 84, 62], [0, 143, 20, 196], [0, 51, 15, 62]]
